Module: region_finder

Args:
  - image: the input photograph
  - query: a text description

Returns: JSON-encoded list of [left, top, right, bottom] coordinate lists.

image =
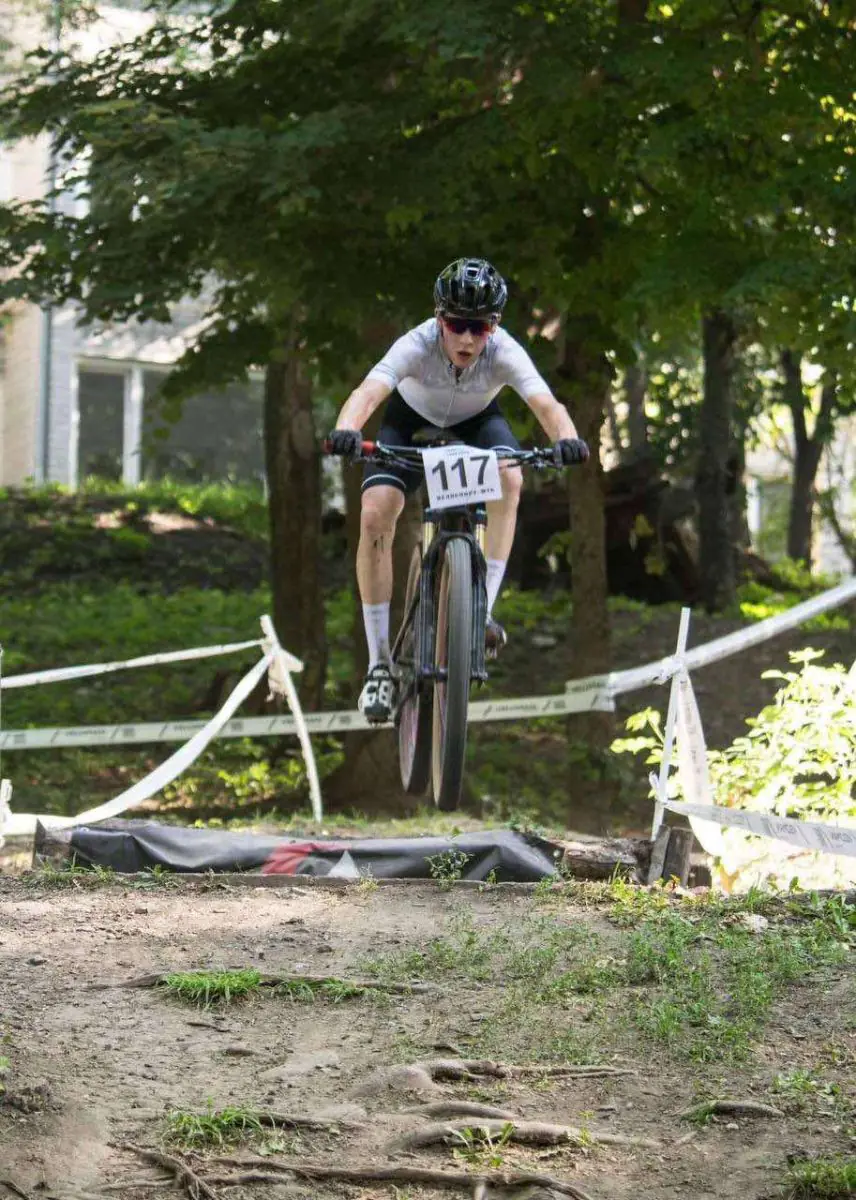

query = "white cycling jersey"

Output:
[[365, 317, 550, 428]]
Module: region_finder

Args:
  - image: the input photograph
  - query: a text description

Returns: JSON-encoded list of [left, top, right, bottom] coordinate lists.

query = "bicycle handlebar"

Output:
[[322, 439, 573, 470]]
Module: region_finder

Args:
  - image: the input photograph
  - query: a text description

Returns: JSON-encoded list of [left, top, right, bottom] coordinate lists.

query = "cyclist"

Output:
[[328, 257, 589, 722]]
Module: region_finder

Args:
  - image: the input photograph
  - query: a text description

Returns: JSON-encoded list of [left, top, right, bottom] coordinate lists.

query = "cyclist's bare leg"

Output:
[[357, 485, 405, 604], [484, 465, 522, 645], [485, 465, 522, 587]]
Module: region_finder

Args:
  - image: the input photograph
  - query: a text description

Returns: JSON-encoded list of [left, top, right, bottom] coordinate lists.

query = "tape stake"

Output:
[[675, 671, 725, 857], [651, 607, 691, 839]]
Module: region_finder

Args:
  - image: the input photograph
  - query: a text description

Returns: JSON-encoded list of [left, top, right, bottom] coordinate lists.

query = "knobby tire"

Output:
[[397, 545, 432, 794], [432, 538, 473, 811]]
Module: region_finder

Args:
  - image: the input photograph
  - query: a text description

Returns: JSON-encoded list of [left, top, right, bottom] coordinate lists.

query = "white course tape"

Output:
[[0, 687, 616, 751], [609, 574, 856, 697], [652, 793, 856, 859], [4, 650, 275, 837], [1, 638, 263, 691]]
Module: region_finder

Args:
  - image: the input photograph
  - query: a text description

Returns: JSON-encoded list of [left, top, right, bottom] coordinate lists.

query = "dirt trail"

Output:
[[0, 876, 853, 1200]]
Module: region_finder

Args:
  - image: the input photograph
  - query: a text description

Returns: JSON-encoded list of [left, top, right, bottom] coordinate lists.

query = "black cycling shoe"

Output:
[[358, 663, 395, 723], [485, 616, 507, 658]]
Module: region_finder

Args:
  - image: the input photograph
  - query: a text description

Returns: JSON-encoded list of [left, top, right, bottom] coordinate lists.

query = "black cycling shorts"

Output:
[[362, 391, 521, 495]]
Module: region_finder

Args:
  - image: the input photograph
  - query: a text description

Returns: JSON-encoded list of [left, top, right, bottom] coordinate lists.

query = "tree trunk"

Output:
[[782, 349, 834, 568], [263, 329, 326, 710], [624, 361, 650, 463], [324, 479, 423, 815], [696, 311, 737, 612], [557, 325, 613, 747], [727, 432, 751, 554]]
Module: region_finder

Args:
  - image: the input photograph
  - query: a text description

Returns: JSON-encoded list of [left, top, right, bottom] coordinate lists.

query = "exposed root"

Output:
[[408, 1101, 518, 1120], [122, 1144, 218, 1200], [391, 1117, 659, 1153], [0, 1181, 36, 1200], [422, 1059, 633, 1081], [254, 1110, 364, 1131], [355, 1058, 632, 1097], [100, 1180, 172, 1193], [680, 1099, 784, 1121], [209, 1156, 597, 1199]]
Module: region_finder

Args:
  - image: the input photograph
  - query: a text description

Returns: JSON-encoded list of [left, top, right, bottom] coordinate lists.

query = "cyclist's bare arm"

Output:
[[526, 391, 580, 442], [335, 378, 392, 431]]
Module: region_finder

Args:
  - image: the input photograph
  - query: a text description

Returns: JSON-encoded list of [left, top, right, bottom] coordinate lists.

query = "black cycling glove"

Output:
[[553, 437, 590, 466], [327, 429, 362, 462]]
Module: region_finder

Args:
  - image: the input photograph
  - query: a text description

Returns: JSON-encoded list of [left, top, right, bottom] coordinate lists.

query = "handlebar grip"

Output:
[[322, 438, 376, 456]]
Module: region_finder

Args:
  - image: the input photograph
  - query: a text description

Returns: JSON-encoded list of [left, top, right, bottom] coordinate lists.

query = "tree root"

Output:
[[0, 1181, 36, 1200], [208, 1156, 597, 1199], [356, 1058, 633, 1096], [423, 1059, 633, 1081], [122, 1144, 218, 1200], [390, 1117, 659, 1153], [253, 1110, 365, 1131], [103, 971, 435, 995], [680, 1099, 784, 1121], [408, 1101, 518, 1120]]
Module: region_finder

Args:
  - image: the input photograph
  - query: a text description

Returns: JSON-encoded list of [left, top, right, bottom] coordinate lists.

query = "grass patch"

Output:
[[276, 978, 369, 1003], [782, 1157, 856, 1199], [25, 861, 117, 888], [772, 1070, 848, 1117], [160, 969, 263, 1007], [164, 1103, 264, 1149], [625, 905, 850, 1062]]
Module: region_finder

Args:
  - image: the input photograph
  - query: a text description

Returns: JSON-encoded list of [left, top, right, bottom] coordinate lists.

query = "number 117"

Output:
[[430, 453, 490, 491]]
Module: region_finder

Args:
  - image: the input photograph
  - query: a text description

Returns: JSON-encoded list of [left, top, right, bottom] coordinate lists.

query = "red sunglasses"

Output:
[[441, 315, 495, 336]]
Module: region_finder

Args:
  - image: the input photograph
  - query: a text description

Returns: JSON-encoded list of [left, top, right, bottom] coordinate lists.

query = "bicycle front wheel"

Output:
[[397, 545, 432, 795], [432, 537, 473, 811]]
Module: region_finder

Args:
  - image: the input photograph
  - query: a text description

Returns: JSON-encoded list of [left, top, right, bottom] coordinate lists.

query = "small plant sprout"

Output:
[[426, 848, 473, 887]]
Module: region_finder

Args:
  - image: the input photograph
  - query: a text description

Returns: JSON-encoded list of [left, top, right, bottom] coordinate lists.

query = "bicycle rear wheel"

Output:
[[397, 545, 432, 794], [432, 537, 473, 811]]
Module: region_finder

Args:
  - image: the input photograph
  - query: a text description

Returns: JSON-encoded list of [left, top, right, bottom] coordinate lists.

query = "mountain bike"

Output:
[[352, 438, 567, 811]]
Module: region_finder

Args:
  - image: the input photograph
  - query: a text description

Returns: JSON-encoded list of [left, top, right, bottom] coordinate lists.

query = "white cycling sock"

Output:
[[485, 558, 507, 617], [363, 602, 391, 670]]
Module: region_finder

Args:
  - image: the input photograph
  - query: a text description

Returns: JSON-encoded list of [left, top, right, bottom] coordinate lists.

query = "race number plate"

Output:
[[422, 446, 502, 510]]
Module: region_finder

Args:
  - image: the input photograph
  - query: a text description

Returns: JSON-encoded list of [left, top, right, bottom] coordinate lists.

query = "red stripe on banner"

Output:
[[262, 841, 349, 876]]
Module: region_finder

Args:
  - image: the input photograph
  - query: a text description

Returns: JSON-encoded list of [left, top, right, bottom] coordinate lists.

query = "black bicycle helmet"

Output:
[[433, 258, 508, 317]]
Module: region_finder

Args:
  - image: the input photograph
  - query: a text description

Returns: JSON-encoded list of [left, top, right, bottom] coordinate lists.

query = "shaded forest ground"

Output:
[[0, 483, 853, 835]]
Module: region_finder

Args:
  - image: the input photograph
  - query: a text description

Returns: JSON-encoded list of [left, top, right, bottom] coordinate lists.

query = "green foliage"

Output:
[[711, 650, 856, 826], [611, 651, 856, 827], [79, 477, 269, 541], [734, 577, 849, 632], [160, 969, 263, 1007]]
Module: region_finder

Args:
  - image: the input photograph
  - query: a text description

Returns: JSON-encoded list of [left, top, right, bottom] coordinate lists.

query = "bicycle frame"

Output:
[[390, 504, 489, 712]]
